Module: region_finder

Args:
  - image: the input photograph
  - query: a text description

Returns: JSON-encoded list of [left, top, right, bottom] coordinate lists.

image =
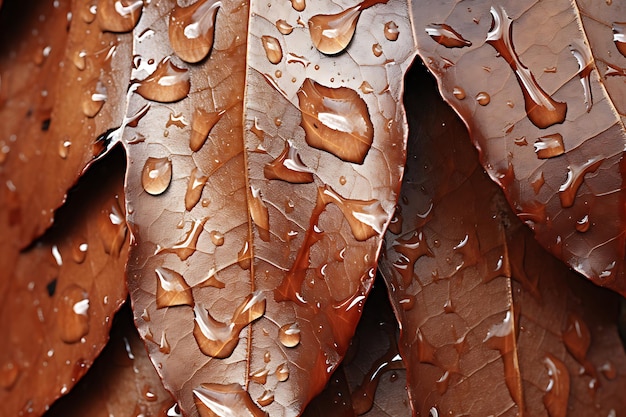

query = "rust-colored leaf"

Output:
[[379, 62, 626, 416], [410, 1, 626, 292]]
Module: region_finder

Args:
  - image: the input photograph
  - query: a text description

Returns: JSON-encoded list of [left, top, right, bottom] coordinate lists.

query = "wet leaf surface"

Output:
[[379, 60, 626, 416], [410, 0, 626, 293], [0, 147, 129, 416]]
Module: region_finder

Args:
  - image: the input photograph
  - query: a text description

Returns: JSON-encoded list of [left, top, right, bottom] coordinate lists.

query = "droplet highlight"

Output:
[[279, 322, 301, 348], [264, 141, 314, 183], [169, 0, 221, 63], [425, 23, 471, 48]]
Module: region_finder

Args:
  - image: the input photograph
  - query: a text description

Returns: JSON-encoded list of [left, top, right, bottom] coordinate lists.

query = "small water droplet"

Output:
[[169, 0, 221, 63], [275, 363, 289, 381], [135, 57, 190, 103], [425, 23, 471, 48], [159, 332, 171, 354], [58, 284, 90, 344], [209, 230, 224, 246], [290, 0, 305, 12], [141, 157, 172, 195], [257, 390, 274, 407], [359, 81, 374, 94], [452, 86, 466, 100], [276, 19, 293, 35], [238, 240, 251, 270], [58, 140, 71, 159], [279, 322, 301, 347], [97, 0, 143, 33], [264, 351, 271, 363], [384, 21, 399, 41], [372, 43, 383, 57], [72, 50, 86, 70], [155, 267, 194, 309], [261, 35, 283, 64], [570, 40, 594, 112], [558, 158, 603, 208], [249, 368, 269, 385], [72, 240, 88, 264], [156, 218, 208, 261], [185, 167, 208, 211], [99, 198, 127, 257], [575, 214, 590, 232], [534, 133, 564, 159], [476, 91, 490, 106], [82, 80, 107, 118]]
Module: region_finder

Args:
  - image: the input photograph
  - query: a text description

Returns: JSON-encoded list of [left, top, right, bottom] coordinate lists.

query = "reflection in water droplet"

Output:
[[135, 57, 190, 103], [297, 78, 373, 164], [534, 133, 564, 159], [141, 157, 172, 195], [359, 81, 374, 94], [193, 383, 267, 417], [351, 351, 403, 414], [384, 21, 399, 41], [476, 91, 490, 106], [155, 267, 194, 309], [190, 108, 225, 152], [185, 167, 208, 211], [264, 141, 314, 183], [543, 354, 570, 417], [238, 240, 251, 270], [156, 218, 207, 261], [279, 322, 301, 347], [82, 80, 107, 117], [261, 36, 283, 64], [558, 158, 603, 208], [159, 332, 171, 354], [257, 390, 274, 407], [275, 363, 289, 381], [276, 19, 293, 35], [290, 0, 305, 11], [97, 0, 143, 33], [487, 6, 567, 128], [570, 41, 594, 112], [250, 368, 269, 385], [193, 292, 265, 358], [58, 285, 90, 344], [372, 43, 383, 57], [575, 214, 590, 232], [169, 0, 221, 63], [425, 23, 472, 48], [452, 86, 466, 100], [250, 187, 270, 242], [209, 230, 224, 246]]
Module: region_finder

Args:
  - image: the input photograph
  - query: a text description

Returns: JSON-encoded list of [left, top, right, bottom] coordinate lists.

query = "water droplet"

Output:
[[531, 172, 545, 194], [487, 7, 567, 128], [562, 312, 595, 376], [190, 108, 225, 152], [72, 240, 88, 264], [159, 332, 171, 354], [275, 363, 289, 381], [193, 383, 267, 417], [193, 292, 265, 358], [141, 308, 150, 322], [425, 23, 471, 48], [543, 354, 570, 417], [257, 391, 274, 407], [392, 230, 432, 285], [198, 268, 225, 289], [286, 53, 310, 67], [142, 385, 158, 401], [351, 351, 403, 414], [605, 62, 626, 77], [612, 22, 626, 57], [359, 81, 374, 94], [249, 368, 269, 385], [600, 361, 616, 380], [155, 267, 194, 309], [276, 19, 293, 35], [261, 35, 282, 64], [279, 322, 301, 347], [135, 57, 190, 103], [384, 21, 399, 41], [452, 86, 466, 100], [476, 91, 490, 106], [156, 218, 207, 261], [0, 360, 20, 390], [570, 40, 594, 112], [169, 0, 221, 63], [58, 284, 90, 343], [416, 328, 437, 365], [82, 80, 107, 118], [142, 157, 172, 195], [372, 43, 383, 57], [99, 198, 127, 257], [575, 214, 590, 232], [429, 406, 439, 417], [166, 112, 188, 129], [290, 0, 305, 12], [185, 167, 208, 211], [250, 187, 270, 242], [209, 230, 224, 246], [308, 0, 387, 55], [238, 240, 251, 270], [97, 0, 143, 33], [297, 78, 373, 164], [534, 133, 564, 159], [264, 351, 271, 363], [558, 158, 603, 208], [264, 141, 314, 183]]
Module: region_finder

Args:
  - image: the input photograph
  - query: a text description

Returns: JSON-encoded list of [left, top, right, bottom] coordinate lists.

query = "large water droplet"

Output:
[[290, 0, 305, 11], [58, 284, 90, 344], [297, 78, 373, 164], [279, 322, 301, 347], [425, 23, 471, 48], [169, 0, 221, 63], [487, 6, 566, 128], [193, 383, 267, 417], [558, 158, 603, 208], [135, 57, 190, 103], [570, 40, 594, 112], [534, 133, 564, 159], [193, 292, 265, 358], [264, 141, 314, 183], [185, 167, 208, 211], [190, 108, 225, 152], [142, 157, 172, 195], [261, 36, 283, 64], [155, 267, 194, 309], [543, 354, 570, 417], [97, 0, 143, 33]]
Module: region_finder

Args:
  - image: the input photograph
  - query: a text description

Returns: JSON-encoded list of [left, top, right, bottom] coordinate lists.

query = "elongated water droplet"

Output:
[[276, 19, 293, 35], [155, 267, 194, 309], [308, 0, 388, 55], [359, 81, 374, 94], [264, 141, 314, 183], [570, 40, 594, 112], [250, 187, 270, 242], [612, 22, 626, 57], [290, 0, 305, 11], [99, 198, 127, 257], [169, 0, 221, 63], [159, 332, 171, 354], [142, 157, 172, 195], [275, 363, 289, 381], [534, 133, 564, 159], [58, 285, 90, 344], [575, 214, 590, 232], [185, 167, 208, 211], [250, 368, 269, 385], [82, 80, 107, 117], [238, 240, 251, 270], [135, 57, 190, 103], [257, 391, 274, 407], [261, 35, 282, 64], [193, 292, 265, 358], [156, 218, 207, 261], [97, 0, 143, 33], [559, 158, 603, 208], [297, 78, 373, 164], [543, 354, 570, 417], [193, 383, 267, 417], [190, 108, 225, 152], [562, 312, 595, 376], [487, 6, 566, 128], [425, 23, 471, 48], [72, 240, 88, 264], [384, 21, 399, 41], [476, 91, 490, 106], [279, 322, 301, 347]]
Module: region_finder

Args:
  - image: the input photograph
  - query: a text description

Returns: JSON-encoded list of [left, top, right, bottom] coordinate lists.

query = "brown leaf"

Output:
[[0, 147, 129, 415], [410, 0, 626, 292], [379, 60, 626, 416], [117, 1, 414, 416]]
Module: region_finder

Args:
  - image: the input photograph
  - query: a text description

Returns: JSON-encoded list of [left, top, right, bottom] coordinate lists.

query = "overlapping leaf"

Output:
[[409, 0, 626, 292]]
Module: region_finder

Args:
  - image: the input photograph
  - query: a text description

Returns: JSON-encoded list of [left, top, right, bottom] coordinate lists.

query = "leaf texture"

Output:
[[119, 0, 414, 416], [379, 61, 626, 416], [409, 0, 626, 293]]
